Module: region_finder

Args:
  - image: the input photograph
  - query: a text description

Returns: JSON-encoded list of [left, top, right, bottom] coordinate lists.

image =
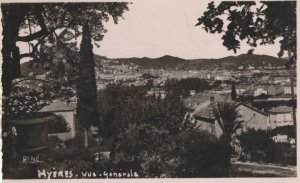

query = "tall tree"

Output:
[[1, 3, 129, 96], [1, 4, 39, 96], [77, 24, 98, 147], [2, 2, 129, 147], [196, 1, 297, 146], [231, 84, 237, 100]]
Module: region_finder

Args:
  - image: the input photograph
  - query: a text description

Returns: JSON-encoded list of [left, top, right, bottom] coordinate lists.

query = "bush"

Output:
[[173, 131, 230, 177], [238, 129, 296, 165], [265, 143, 296, 165], [112, 125, 231, 178]]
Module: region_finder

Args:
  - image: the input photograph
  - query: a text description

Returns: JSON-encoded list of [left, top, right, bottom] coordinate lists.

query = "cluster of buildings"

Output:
[[183, 90, 296, 145], [20, 57, 297, 149]]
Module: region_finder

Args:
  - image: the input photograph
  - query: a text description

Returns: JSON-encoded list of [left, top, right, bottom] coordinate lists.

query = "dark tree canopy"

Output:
[[196, 1, 296, 63], [1, 2, 129, 95], [77, 24, 99, 129], [231, 84, 237, 100]]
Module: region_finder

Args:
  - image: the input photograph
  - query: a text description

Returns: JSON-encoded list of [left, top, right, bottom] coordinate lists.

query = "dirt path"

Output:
[[232, 161, 297, 177]]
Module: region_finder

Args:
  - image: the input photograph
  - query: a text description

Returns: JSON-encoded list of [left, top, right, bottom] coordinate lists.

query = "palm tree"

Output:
[[212, 102, 244, 154]]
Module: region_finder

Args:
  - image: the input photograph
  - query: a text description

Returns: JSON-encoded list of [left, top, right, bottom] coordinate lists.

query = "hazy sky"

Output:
[[95, 0, 281, 59]]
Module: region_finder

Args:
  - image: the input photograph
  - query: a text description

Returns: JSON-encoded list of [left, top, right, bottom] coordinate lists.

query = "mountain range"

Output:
[[21, 54, 288, 76], [111, 54, 287, 70]]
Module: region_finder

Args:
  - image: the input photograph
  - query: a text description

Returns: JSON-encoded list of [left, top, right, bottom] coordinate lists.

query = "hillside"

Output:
[[188, 54, 287, 70], [114, 54, 287, 70], [21, 54, 288, 76], [115, 55, 187, 69]]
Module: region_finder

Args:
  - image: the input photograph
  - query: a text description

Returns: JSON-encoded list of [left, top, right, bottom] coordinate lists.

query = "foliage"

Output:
[[172, 131, 230, 177], [196, 1, 296, 63], [164, 78, 210, 98], [112, 123, 230, 177], [38, 40, 79, 99], [141, 73, 159, 80], [265, 142, 296, 165], [48, 115, 71, 134], [212, 102, 244, 145], [231, 84, 237, 100], [97, 84, 231, 177], [238, 129, 296, 165], [271, 126, 295, 138], [1, 2, 129, 95], [97, 84, 147, 138], [238, 129, 273, 161], [76, 24, 99, 129], [6, 85, 54, 118]]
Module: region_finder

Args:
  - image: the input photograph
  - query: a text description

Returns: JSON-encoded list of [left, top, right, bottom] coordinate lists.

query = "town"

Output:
[[2, 0, 297, 179], [22, 53, 297, 147]]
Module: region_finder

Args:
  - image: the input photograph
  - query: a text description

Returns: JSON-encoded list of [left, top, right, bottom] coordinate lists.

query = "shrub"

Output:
[[265, 142, 296, 165], [238, 129, 296, 165], [112, 125, 230, 178], [173, 131, 230, 177]]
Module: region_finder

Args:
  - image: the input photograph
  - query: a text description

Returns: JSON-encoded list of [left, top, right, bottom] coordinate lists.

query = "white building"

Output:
[[283, 85, 297, 95], [254, 87, 268, 96], [268, 106, 294, 127], [40, 100, 76, 141]]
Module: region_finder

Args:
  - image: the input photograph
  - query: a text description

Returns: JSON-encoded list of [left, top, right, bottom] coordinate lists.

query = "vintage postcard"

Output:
[[1, 0, 299, 182]]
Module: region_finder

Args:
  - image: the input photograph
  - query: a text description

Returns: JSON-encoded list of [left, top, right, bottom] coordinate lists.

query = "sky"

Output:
[[95, 0, 282, 59], [16, 0, 283, 61]]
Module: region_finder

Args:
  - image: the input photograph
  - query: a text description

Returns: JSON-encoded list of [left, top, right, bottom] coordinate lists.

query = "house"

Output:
[[267, 85, 276, 96], [267, 106, 294, 128], [40, 100, 76, 141], [237, 103, 272, 131], [215, 75, 230, 81], [190, 102, 271, 137], [184, 91, 232, 112], [283, 85, 297, 95], [183, 92, 232, 137], [184, 91, 296, 146], [272, 134, 289, 143], [238, 66, 244, 70], [147, 88, 166, 99], [235, 85, 248, 95], [254, 86, 268, 96], [212, 86, 232, 94], [193, 105, 223, 138], [247, 65, 255, 70], [190, 90, 196, 96]]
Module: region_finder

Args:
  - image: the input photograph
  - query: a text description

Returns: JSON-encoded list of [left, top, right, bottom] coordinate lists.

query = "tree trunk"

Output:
[[84, 128, 88, 148], [287, 50, 296, 161], [1, 4, 30, 96]]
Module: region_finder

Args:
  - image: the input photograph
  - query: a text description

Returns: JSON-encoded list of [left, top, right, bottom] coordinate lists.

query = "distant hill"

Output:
[[114, 54, 287, 70], [188, 54, 287, 70], [21, 55, 106, 77], [115, 55, 187, 69], [21, 54, 288, 76]]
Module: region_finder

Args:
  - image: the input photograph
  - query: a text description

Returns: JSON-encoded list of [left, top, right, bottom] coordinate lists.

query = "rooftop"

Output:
[[39, 100, 75, 112], [267, 106, 293, 113]]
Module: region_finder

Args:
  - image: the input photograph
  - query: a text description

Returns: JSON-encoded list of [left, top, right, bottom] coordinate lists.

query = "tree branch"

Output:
[[19, 52, 36, 59], [17, 29, 48, 42], [11, 78, 57, 88], [34, 4, 48, 33]]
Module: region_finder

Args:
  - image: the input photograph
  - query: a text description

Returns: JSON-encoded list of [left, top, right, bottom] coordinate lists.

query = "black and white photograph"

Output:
[[1, 0, 298, 179]]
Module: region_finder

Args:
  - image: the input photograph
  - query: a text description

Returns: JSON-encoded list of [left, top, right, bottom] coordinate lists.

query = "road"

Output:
[[232, 161, 297, 177]]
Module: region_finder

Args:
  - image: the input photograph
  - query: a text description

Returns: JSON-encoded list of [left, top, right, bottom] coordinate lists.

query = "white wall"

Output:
[[49, 110, 76, 141]]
